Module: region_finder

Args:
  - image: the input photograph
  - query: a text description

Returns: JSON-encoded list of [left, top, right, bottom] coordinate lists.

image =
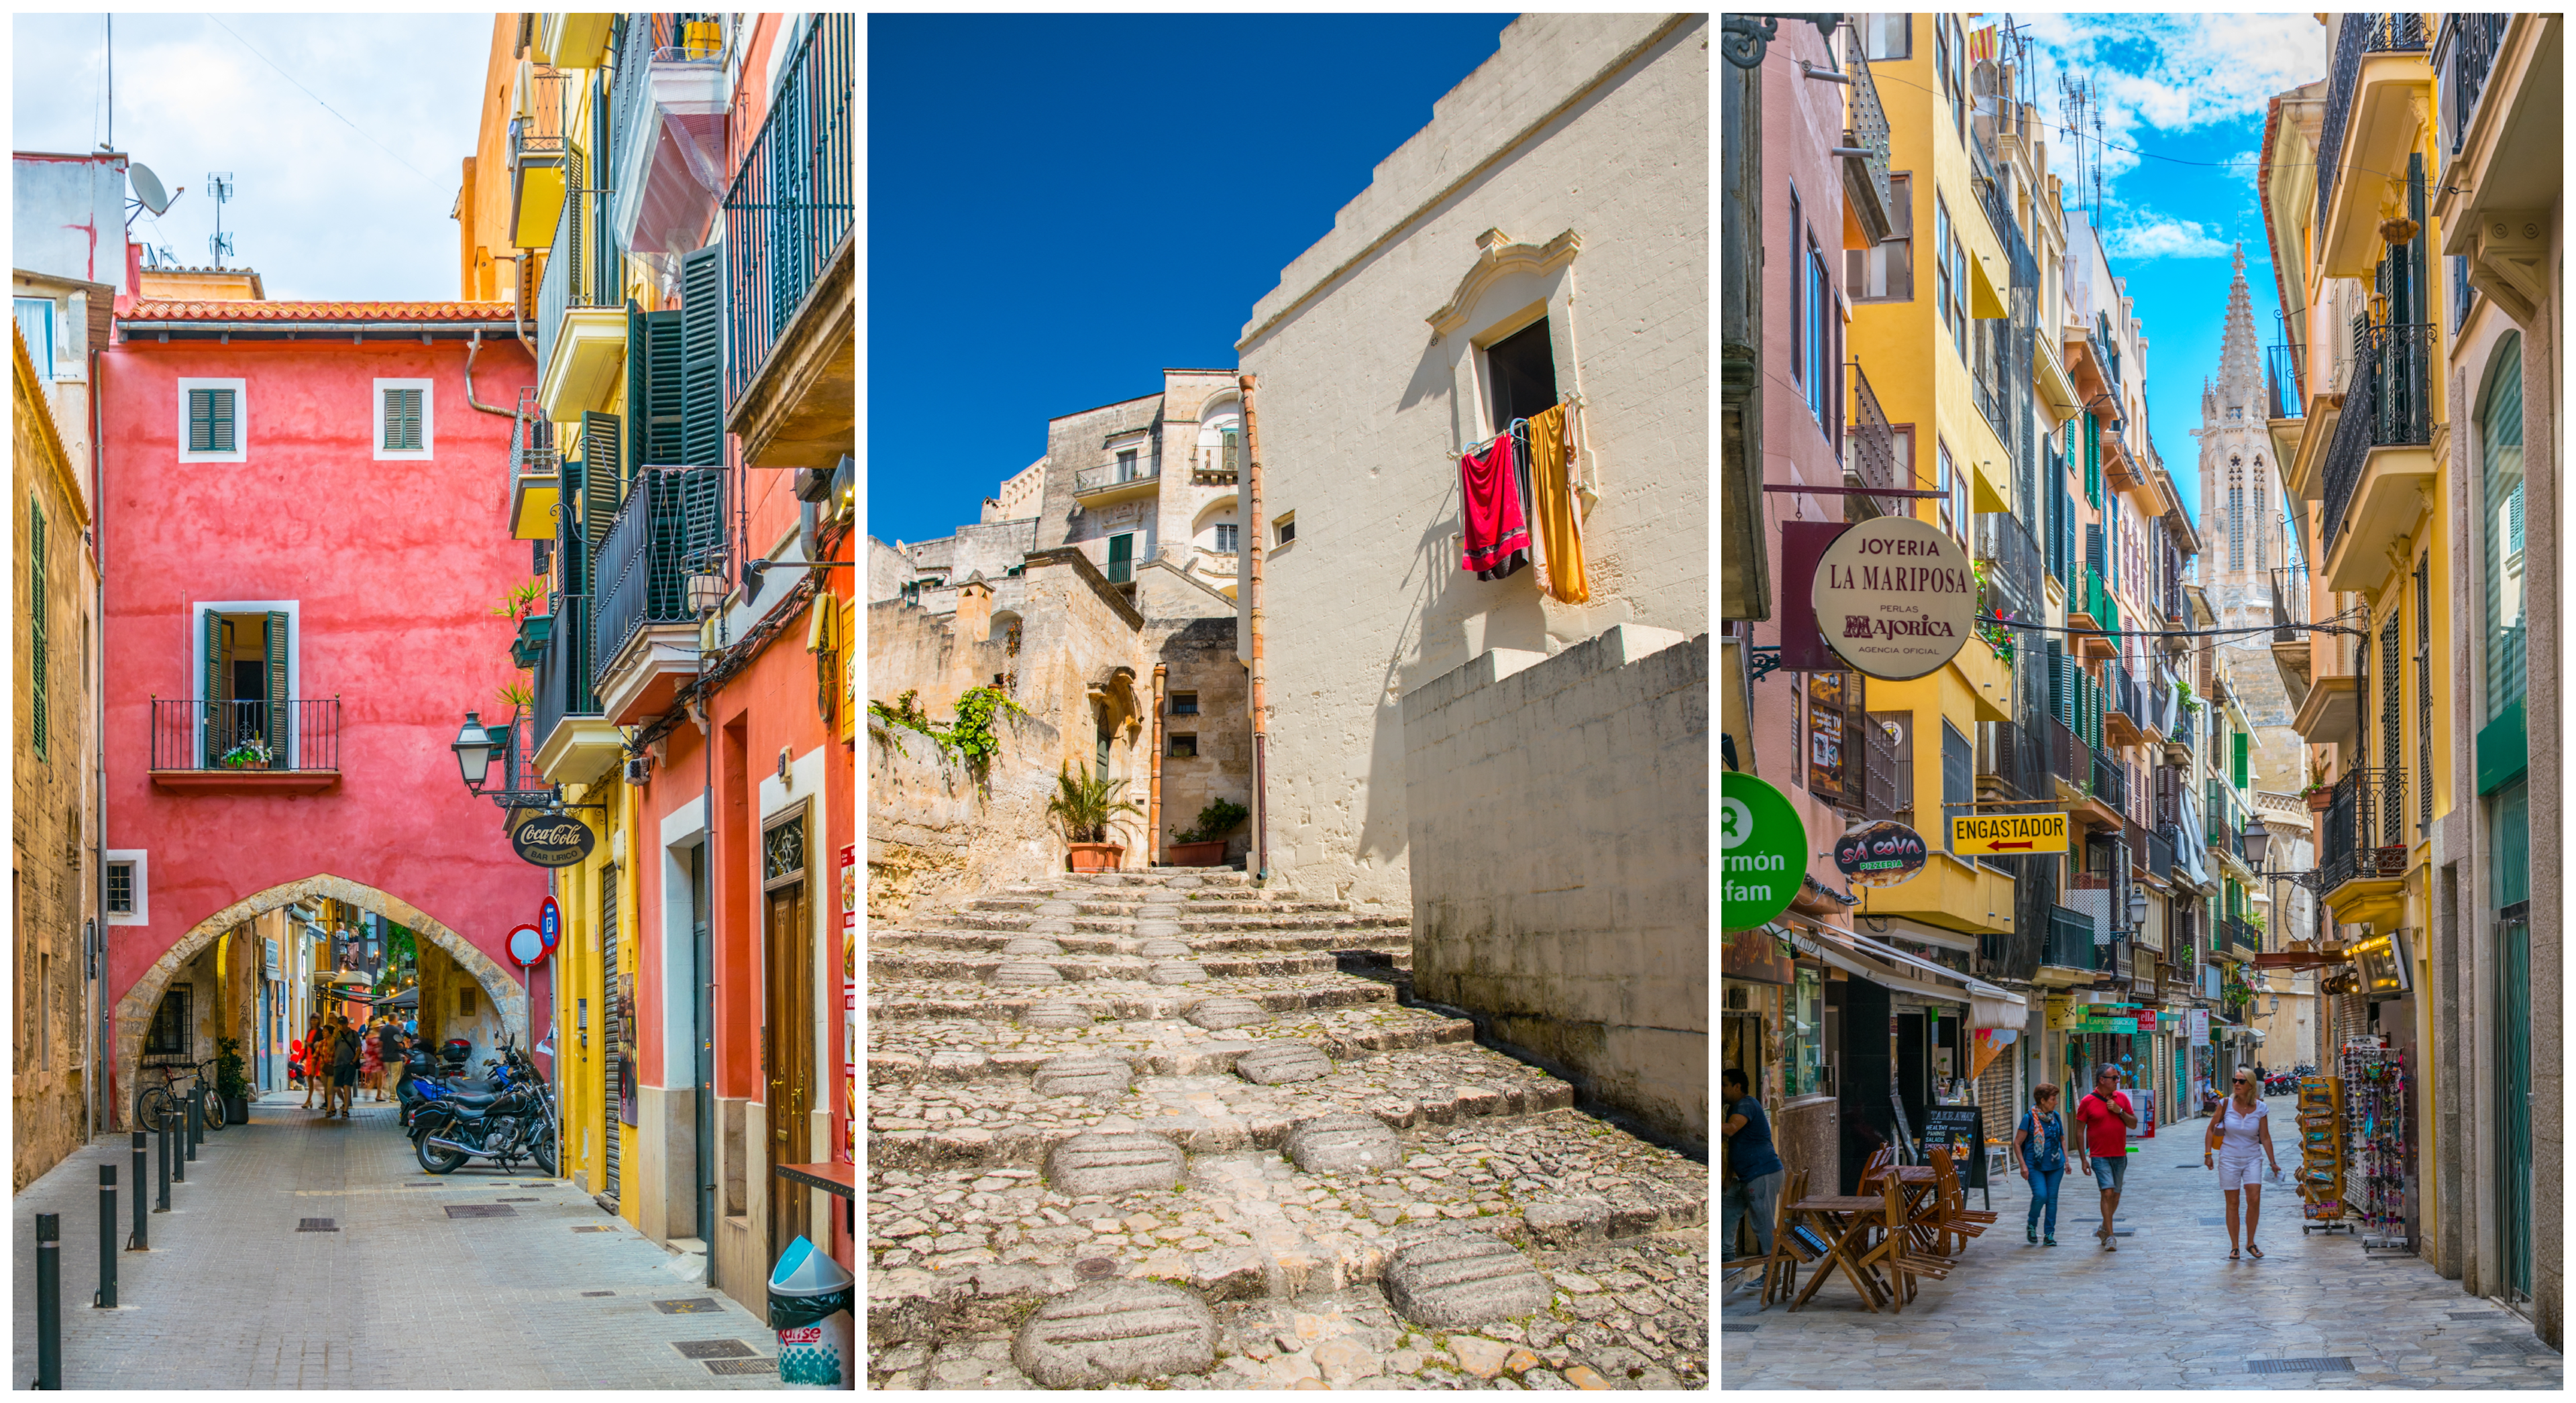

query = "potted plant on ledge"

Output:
[[1165, 798, 1249, 868], [1047, 763, 1142, 873], [214, 1036, 252, 1125]]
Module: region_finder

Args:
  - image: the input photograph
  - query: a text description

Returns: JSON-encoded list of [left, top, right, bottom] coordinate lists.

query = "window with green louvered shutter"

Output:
[[188, 387, 237, 454], [265, 612, 292, 768], [678, 245, 724, 467], [583, 411, 623, 553], [201, 610, 224, 767], [2232, 731, 2249, 789], [28, 500, 45, 761], [628, 308, 685, 469], [382, 388, 423, 451]]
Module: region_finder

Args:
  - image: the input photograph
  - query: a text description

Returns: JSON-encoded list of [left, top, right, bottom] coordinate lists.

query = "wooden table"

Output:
[[1787, 1194, 1892, 1312], [1860, 1165, 1949, 1255]]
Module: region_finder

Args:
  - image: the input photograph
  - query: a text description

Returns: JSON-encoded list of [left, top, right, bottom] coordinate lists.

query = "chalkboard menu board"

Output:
[[1921, 1105, 1986, 1188]]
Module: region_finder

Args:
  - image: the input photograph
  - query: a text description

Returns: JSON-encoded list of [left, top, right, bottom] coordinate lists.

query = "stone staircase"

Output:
[[867, 868, 1709, 1390]]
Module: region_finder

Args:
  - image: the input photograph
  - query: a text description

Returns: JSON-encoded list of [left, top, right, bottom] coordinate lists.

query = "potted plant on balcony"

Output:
[[213, 1036, 252, 1125], [2301, 779, 2333, 813], [1047, 763, 1142, 873], [1165, 798, 1249, 868], [219, 740, 273, 771]]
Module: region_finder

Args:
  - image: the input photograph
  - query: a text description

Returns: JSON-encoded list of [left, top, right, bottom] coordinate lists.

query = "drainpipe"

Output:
[[1238, 374, 1269, 885], [91, 345, 109, 1136], [462, 328, 515, 417], [1148, 664, 1167, 867]]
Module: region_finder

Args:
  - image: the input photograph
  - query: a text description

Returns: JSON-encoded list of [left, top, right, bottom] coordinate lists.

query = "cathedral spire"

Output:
[[2218, 243, 2262, 404]]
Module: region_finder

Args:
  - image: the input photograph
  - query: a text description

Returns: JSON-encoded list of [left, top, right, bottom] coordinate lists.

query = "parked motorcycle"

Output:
[[396, 1046, 502, 1129], [410, 1046, 559, 1176]]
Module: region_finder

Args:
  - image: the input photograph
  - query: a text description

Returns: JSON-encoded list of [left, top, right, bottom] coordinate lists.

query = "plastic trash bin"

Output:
[[768, 1236, 853, 1388]]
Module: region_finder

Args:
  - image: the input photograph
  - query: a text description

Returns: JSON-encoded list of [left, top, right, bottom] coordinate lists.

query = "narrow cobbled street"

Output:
[[10, 1093, 784, 1390], [865, 868, 1711, 1388], [1721, 1099, 2563, 1390]]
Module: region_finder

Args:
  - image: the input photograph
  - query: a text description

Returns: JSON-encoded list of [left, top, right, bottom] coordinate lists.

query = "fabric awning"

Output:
[[1792, 925, 2030, 1030]]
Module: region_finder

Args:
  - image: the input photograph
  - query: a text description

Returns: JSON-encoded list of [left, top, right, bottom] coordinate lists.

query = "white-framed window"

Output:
[[373, 378, 434, 460], [104, 850, 148, 926], [1937, 439, 1966, 543], [1213, 522, 1240, 553], [177, 378, 248, 462], [13, 297, 55, 380], [1274, 510, 1296, 547]]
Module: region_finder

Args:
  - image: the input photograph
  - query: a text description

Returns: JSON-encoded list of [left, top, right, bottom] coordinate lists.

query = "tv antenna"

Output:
[[2057, 74, 2103, 223], [207, 171, 235, 268]]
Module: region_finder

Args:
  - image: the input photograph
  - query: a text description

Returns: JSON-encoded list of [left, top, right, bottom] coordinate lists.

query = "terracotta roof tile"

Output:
[[121, 300, 517, 322]]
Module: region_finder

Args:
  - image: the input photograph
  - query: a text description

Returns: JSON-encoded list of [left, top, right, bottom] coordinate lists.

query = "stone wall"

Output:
[[1148, 617, 1254, 864], [1400, 625, 1708, 1149], [1238, 13, 1709, 907]]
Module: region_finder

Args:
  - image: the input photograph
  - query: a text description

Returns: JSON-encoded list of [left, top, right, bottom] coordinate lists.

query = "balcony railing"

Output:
[[1075, 460, 1161, 496], [2319, 323, 2437, 560], [2044, 905, 2100, 971], [2147, 829, 2175, 882], [1978, 719, 2043, 802], [2221, 916, 2263, 955], [2438, 13, 2510, 158], [1844, 360, 1900, 519], [534, 176, 619, 382], [1841, 48, 1894, 244], [2271, 566, 2309, 643], [2081, 567, 2121, 635], [2047, 714, 2092, 797], [722, 13, 853, 405], [150, 698, 340, 773], [2110, 665, 2142, 729], [592, 466, 725, 680], [2092, 752, 2126, 812], [2320, 764, 2410, 893], [1975, 510, 2042, 618], [534, 593, 600, 746], [1193, 442, 1242, 485], [2318, 13, 2430, 232], [511, 68, 568, 166], [2265, 343, 2305, 419]]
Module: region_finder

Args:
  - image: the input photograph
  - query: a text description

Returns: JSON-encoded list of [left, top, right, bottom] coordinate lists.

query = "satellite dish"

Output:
[[129, 164, 173, 216]]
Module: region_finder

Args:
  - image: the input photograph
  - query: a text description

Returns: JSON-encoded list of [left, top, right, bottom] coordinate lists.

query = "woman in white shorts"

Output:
[[2202, 1068, 2282, 1259]]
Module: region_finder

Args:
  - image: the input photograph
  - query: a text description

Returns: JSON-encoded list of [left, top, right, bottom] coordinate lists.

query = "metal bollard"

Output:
[[169, 1113, 184, 1186], [184, 1088, 201, 1162], [34, 1212, 61, 1388], [95, 1165, 116, 1308], [128, 1132, 148, 1249]]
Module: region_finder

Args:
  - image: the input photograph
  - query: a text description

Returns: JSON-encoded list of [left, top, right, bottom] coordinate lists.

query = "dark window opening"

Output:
[[1486, 318, 1560, 430], [106, 863, 133, 915], [1171, 692, 1199, 716], [1169, 734, 1197, 759], [145, 987, 191, 1057]]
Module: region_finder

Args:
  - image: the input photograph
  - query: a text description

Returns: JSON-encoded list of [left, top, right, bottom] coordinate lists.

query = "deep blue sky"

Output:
[[867, 13, 1510, 545]]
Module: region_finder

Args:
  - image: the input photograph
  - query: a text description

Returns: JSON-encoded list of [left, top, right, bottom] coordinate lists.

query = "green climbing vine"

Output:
[[868, 686, 1027, 781]]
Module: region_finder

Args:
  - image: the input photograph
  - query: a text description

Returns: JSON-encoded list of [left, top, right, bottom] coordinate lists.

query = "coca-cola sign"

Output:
[[1811, 515, 1976, 679], [510, 813, 596, 868], [1834, 819, 1929, 888]]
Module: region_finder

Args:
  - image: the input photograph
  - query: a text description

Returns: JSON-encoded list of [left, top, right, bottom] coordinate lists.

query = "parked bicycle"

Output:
[[134, 1057, 227, 1133]]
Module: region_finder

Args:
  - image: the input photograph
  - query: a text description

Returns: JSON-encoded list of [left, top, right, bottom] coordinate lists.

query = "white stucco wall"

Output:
[[13, 154, 131, 290], [1237, 13, 1709, 905]]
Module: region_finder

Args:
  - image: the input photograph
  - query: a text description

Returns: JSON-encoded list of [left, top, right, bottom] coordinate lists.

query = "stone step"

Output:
[[867, 1042, 1581, 1172], [869, 1004, 1480, 1083], [966, 895, 1356, 917], [1019, 868, 1258, 890], [869, 972, 1405, 1025], [875, 928, 1413, 962], [935, 909, 1406, 937], [869, 948, 1401, 987], [865, 1108, 1708, 1373]]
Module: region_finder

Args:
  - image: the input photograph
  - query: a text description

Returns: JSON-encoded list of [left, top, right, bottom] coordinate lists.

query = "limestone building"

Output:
[[2196, 248, 2304, 795]]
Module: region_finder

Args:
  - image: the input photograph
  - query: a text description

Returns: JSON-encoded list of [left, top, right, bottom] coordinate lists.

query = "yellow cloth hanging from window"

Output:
[[1524, 404, 1588, 603]]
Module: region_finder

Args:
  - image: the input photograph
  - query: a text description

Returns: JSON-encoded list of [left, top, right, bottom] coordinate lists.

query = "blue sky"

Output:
[[2008, 13, 2330, 535], [12, 13, 491, 301], [866, 13, 1509, 546]]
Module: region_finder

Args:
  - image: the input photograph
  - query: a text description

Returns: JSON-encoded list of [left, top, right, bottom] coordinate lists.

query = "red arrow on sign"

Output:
[[1989, 840, 2035, 850]]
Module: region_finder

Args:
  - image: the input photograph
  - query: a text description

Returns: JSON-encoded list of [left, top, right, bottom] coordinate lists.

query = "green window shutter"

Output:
[[187, 389, 212, 453], [265, 612, 292, 767], [627, 308, 685, 470], [678, 245, 724, 467], [384, 388, 423, 451], [583, 410, 623, 553], [2232, 731, 2249, 789], [201, 610, 224, 766], [1107, 533, 1134, 583], [209, 388, 235, 453], [28, 501, 44, 761]]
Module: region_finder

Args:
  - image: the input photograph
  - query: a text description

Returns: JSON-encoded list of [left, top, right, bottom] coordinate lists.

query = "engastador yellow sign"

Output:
[[1949, 811, 2070, 855]]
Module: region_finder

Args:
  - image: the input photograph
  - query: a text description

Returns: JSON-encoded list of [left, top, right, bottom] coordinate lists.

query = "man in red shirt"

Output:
[[2073, 1065, 2140, 1249]]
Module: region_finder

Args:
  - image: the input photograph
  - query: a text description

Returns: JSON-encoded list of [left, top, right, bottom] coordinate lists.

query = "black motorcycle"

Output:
[[395, 1046, 506, 1130], [410, 1046, 559, 1176]]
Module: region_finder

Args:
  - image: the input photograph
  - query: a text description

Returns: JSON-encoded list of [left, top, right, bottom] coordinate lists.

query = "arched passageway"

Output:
[[111, 874, 529, 1127]]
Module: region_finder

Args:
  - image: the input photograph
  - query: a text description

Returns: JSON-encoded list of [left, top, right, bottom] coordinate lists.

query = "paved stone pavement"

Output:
[[11, 1092, 789, 1390], [1721, 1097, 2562, 1390]]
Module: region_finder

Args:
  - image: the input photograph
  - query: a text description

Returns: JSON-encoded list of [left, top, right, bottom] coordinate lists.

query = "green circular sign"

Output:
[[1722, 772, 1807, 931]]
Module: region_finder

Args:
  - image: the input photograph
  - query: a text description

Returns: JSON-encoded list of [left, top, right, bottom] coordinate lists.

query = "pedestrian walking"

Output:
[[1719, 1068, 1785, 1261], [330, 1019, 362, 1117], [304, 1022, 333, 1112], [287, 1036, 306, 1093], [2204, 1067, 2282, 1259], [2072, 1066, 2139, 1250], [360, 1017, 386, 1101], [2011, 1082, 2068, 1246]]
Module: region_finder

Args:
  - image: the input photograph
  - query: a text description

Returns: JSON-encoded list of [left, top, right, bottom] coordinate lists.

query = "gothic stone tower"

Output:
[[2196, 245, 2302, 794]]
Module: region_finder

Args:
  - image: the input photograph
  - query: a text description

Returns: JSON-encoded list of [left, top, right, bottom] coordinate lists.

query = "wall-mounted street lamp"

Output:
[[451, 711, 499, 792]]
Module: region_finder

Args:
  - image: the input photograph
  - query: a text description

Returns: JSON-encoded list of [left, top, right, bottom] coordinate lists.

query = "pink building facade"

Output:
[[97, 297, 549, 1113]]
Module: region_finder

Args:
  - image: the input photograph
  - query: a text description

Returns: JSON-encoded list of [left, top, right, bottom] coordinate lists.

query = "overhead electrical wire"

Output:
[[205, 15, 438, 185]]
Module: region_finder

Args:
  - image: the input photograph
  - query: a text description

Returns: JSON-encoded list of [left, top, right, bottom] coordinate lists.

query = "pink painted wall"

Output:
[[98, 332, 550, 1009]]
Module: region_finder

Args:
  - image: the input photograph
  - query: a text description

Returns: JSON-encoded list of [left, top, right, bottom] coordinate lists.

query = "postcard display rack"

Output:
[[2340, 1037, 2412, 1251], [2294, 1072, 2353, 1235]]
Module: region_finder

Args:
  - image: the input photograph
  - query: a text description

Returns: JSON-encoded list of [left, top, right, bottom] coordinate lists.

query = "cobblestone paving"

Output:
[[11, 1093, 784, 1390], [1721, 1099, 2562, 1390], [867, 868, 1711, 1388]]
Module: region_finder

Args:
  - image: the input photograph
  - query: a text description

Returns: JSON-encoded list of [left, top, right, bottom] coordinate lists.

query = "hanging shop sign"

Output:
[[510, 813, 596, 868], [2349, 931, 2412, 995], [1835, 819, 1928, 887], [1949, 809, 2070, 856], [1812, 514, 1977, 679], [1722, 926, 1796, 985], [1721, 772, 1807, 930], [2188, 1008, 2210, 1046]]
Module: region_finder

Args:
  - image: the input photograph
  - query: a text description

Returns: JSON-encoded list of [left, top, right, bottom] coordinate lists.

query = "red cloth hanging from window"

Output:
[[1458, 433, 1530, 579]]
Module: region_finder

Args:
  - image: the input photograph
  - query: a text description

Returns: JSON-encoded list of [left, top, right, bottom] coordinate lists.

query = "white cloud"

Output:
[[2100, 215, 2233, 262], [13, 13, 494, 302], [2016, 13, 2326, 184]]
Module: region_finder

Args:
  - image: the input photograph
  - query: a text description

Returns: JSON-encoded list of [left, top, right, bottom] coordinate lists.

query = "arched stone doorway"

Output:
[[111, 875, 527, 1126]]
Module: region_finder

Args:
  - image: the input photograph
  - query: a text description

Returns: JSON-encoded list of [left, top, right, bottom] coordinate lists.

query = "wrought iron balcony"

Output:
[[534, 180, 619, 386], [2318, 13, 2430, 233], [2221, 915, 2263, 955], [534, 592, 600, 746], [2265, 343, 2305, 420], [2147, 828, 2175, 882], [2319, 322, 2437, 561], [2271, 565, 2309, 643], [2047, 714, 2092, 797], [1841, 48, 1894, 245], [507, 386, 562, 541], [1075, 459, 1161, 498], [722, 13, 853, 406], [2044, 904, 2100, 971], [2092, 751, 2126, 812], [592, 465, 725, 683], [2438, 13, 2509, 157], [150, 698, 341, 775], [1978, 719, 2044, 802], [2320, 764, 2410, 893], [1974, 510, 2042, 617], [1844, 361, 1900, 518]]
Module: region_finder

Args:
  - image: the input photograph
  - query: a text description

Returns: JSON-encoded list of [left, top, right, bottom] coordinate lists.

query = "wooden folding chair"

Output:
[[1925, 1149, 1994, 1256], [1758, 1168, 1812, 1309], [1858, 1172, 1951, 1310]]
